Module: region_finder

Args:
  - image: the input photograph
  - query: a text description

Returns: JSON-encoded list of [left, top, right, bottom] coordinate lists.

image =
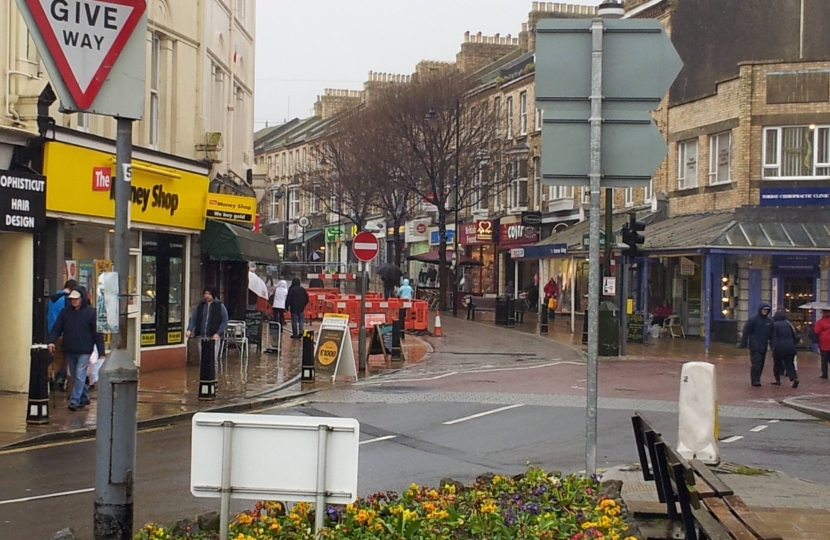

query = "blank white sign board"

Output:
[[190, 412, 360, 505]]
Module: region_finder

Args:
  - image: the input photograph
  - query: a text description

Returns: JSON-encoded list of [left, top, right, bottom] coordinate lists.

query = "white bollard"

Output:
[[677, 361, 720, 465]]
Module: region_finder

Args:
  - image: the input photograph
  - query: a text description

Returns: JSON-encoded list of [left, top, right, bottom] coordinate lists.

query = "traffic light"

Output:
[[622, 212, 646, 259]]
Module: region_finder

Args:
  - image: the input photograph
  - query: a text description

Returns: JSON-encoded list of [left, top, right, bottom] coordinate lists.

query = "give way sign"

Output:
[[16, 0, 147, 115]]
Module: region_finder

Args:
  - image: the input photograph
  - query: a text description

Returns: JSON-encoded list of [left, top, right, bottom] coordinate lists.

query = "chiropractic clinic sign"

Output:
[[43, 141, 209, 230], [0, 170, 46, 233]]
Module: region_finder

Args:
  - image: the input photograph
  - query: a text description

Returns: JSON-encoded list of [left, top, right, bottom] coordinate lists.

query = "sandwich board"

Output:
[[314, 314, 357, 382]]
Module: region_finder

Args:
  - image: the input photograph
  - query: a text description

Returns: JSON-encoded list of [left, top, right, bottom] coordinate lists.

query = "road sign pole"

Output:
[[358, 263, 367, 373], [94, 118, 138, 540], [585, 17, 604, 479]]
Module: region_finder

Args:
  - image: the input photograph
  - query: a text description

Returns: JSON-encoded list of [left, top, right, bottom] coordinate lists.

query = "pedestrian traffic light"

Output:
[[622, 213, 646, 259]]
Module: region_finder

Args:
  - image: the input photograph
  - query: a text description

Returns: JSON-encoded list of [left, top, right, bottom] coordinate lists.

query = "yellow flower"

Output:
[[269, 522, 282, 532], [236, 513, 253, 525], [443, 483, 457, 494], [600, 498, 617, 509], [346, 504, 356, 513], [492, 475, 502, 483], [402, 509, 419, 521], [599, 515, 612, 528], [427, 489, 440, 500], [480, 500, 498, 514], [582, 521, 597, 530]]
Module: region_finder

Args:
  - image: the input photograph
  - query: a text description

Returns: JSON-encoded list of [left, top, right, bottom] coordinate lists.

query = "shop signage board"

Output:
[[96, 271, 120, 333], [759, 187, 830, 206], [603, 276, 616, 296], [15, 0, 148, 117], [581, 231, 605, 249], [405, 218, 431, 243], [314, 315, 357, 382], [521, 212, 542, 226], [205, 193, 256, 225], [679, 257, 696, 276], [429, 228, 455, 246], [498, 222, 539, 248], [43, 142, 209, 231], [0, 170, 46, 233], [245, 310, 263, 351], [509, 243, 567, 260]]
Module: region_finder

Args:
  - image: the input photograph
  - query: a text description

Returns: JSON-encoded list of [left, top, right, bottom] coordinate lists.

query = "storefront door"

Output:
[[141, 232, 185, 347]]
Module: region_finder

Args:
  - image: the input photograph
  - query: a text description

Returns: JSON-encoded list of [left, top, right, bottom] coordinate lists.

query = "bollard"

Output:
[[391, 320, 403, 363], [540, 303, 549, 335], [302, 330, 315, 381], [398, 308, 406, 341], [26, 345, 51, 425], [198, 338, 217, 401]]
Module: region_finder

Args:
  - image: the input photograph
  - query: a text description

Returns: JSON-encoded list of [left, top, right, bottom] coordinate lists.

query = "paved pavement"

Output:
[[0, 327, 429, 449]]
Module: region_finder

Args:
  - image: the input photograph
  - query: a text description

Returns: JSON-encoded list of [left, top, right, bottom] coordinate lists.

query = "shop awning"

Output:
[[201, 220, 281, 264], [289, 229, 324, 245]]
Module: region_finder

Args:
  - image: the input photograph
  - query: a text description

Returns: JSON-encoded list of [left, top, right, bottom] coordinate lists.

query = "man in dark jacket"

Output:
[[770, 310, 799, 388], [740, 304, 773, 387], [186, 286, 229, 361], [48, 289, 105, 410], [286, 278, 309, 338], [46, 279, 78, 386]]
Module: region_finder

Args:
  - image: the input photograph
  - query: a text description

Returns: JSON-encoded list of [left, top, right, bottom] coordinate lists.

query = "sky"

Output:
[[253, 0, 601, 129]]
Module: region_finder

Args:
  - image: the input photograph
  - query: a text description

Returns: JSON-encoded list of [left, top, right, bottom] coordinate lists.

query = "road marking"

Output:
[[443, 404, 524, 425], [749, 425, 768, 432], [359, 435, 397, 445], [357, 361, 581, 386], [768, 419, 780, 424], [0, 487, 94, 506], [721, 435, 744, 443]]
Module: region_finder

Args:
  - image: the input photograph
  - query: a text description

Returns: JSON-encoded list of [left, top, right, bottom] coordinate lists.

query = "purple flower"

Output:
[[325, 506, 340, 522]]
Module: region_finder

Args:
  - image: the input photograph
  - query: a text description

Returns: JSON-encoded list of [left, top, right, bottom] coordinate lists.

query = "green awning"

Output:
[[201, 220, 281, 264]]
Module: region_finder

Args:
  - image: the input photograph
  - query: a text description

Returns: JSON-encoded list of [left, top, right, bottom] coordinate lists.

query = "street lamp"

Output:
[[426, 100, 461, 317]]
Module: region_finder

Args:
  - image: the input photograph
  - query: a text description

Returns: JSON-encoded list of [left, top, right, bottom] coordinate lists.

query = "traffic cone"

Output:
[[433, 309, 443, 337]]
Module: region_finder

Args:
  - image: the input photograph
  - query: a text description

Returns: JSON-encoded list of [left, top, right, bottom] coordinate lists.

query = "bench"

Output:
[[465, 296, 526, 325], [631, 413, 782, 540]]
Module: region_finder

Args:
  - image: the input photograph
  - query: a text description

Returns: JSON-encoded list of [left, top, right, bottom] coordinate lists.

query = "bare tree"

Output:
[[372, 71, 506, 310]]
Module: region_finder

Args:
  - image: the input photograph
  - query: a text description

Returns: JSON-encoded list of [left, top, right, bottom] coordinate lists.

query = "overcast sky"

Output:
[[253, 0, 601, 128]]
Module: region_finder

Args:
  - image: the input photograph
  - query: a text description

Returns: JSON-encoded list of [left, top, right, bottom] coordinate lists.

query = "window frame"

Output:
[[289, 187, 300, 220], [519, 91, 528, 135], [269, 190, 280, 223], [644, 179, 653, 203], [505, 96, 514, 139], [708, 131, 732, 185], [677, 138, 699, 190], [535, 108, 543, 132], [149, 34, 161, 148], [624, 187, 634, 207], [493, 96, 502, 138], [763, 125, 830, 179]]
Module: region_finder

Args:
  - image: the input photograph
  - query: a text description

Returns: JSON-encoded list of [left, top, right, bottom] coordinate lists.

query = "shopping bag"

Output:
[[87, 349, 105, 385]]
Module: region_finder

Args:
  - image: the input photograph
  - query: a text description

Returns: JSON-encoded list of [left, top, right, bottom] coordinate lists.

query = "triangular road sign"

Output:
[[23, 0, 146, 110]]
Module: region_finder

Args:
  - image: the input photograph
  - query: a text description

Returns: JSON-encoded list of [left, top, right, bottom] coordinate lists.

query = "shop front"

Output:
[[0, 169, 46, 392], [404, 218, 431, 281], [498, 216, 540, 299], [459, 219, 498, 295], [41, 137, 210, 372]]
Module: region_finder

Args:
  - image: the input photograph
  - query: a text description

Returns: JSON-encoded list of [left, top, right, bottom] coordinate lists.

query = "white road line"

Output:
[[359, 435, 397, 445], [721, 435, 744, 443], [749, 425, 768, 432], [768, 419, 780, 424], [0, 488, 94, 506], [443, 404, 524, 425]]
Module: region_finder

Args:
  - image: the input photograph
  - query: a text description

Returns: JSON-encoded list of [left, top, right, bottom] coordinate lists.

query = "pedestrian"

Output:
[[272, 279, 288, 330], [543, 278, 559, 321], [382, 275, 397, 300], [286, 278, 309, 338], [812, 308, 830, 379], [461, 268, 473, 293], [47, 288, 105, 411], [770, 309, 800, 388], [426, 264, 437, 287], [740, 304, 773, 387], [46, 279, 78, 387], [185, 286, 229, 364], [397, 278, 413, 300]]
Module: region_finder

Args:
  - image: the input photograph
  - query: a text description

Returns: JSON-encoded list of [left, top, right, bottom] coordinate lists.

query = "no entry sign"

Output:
[[16, 0, 148, 117], [352, 231, 379, 262]]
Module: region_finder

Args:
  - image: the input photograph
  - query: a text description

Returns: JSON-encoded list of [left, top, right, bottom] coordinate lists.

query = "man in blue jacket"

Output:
[[48, 289, 105, 410], [740, 304, 773, 387]]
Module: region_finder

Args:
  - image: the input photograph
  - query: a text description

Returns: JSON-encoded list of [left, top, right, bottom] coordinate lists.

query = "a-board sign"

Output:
[[368, 322, 405, 364], [245, 310, 263, 350], [627, 313, 645, 344], [314, 314, 357, 382]]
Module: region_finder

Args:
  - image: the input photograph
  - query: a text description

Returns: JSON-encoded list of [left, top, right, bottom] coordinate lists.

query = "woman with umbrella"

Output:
[[377, 263, 403, 299]]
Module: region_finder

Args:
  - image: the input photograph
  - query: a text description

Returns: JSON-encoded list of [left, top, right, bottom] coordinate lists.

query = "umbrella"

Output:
[[247, 271, 269, 300], [799, 301, 830, 311], [309, 249, 324, 262], [407, 250, 483, 266], [376, 263, 403, 282]]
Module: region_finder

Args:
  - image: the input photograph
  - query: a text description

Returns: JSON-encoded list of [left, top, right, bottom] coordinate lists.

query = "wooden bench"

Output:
[[631, 413, 782, 540]]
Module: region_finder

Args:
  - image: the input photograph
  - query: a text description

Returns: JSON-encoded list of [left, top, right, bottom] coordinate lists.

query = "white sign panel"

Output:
[[191, 413, 360, 505], [603, 276, 616, 296], [96, 271, 119, 333]]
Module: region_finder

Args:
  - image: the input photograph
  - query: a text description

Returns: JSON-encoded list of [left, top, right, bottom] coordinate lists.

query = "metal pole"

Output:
[[585, 17, 604, 478], [219, 421, 234, 540], [620, 259, 628, 356], [283, 192, 289, 266], [315, 424, 330, 533], [358, 263, 367, 372], [604, 189, 613, 277], [453, 100, 460, 318], [94, 118, 138, 540]]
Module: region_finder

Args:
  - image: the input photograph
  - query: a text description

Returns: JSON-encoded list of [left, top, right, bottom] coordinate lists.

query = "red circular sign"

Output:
[[352, 231, 379, 262], [415, 223, 427, 234]]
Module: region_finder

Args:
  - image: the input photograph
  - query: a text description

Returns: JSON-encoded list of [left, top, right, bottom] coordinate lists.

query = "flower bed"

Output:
[[135, 467, 638, 540]]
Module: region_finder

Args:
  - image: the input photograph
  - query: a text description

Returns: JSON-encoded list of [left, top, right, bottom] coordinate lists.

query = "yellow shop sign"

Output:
[[43, 142, 208, 230], [205, 193, 256, 225]]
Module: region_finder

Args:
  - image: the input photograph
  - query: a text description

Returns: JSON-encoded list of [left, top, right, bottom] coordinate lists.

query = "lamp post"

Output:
[[427, 100, 462, 317]]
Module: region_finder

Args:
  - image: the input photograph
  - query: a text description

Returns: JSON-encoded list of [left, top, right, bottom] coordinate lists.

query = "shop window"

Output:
[[141, 233, 185, 347], [677, 139, 698, 189], [709, 131, 732, 185], [493, 96, 501, 138], [519, 91, 528, 135], [268, 189, 280, 223], [506, 96, 514, 139], [549, 185, 573, 201], [624, 187, 633, 207], [289, 187, 300, 219], [763, 125, 830, 178]]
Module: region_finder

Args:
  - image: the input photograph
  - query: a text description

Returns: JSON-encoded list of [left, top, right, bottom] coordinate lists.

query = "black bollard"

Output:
[[302, 330, 315, 381], [391, 320, 403, 363], [540, 303, 549, 335], [398, 308, 407, 341], [26, 345, 51, 425], [198, 338, 217, 401]]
